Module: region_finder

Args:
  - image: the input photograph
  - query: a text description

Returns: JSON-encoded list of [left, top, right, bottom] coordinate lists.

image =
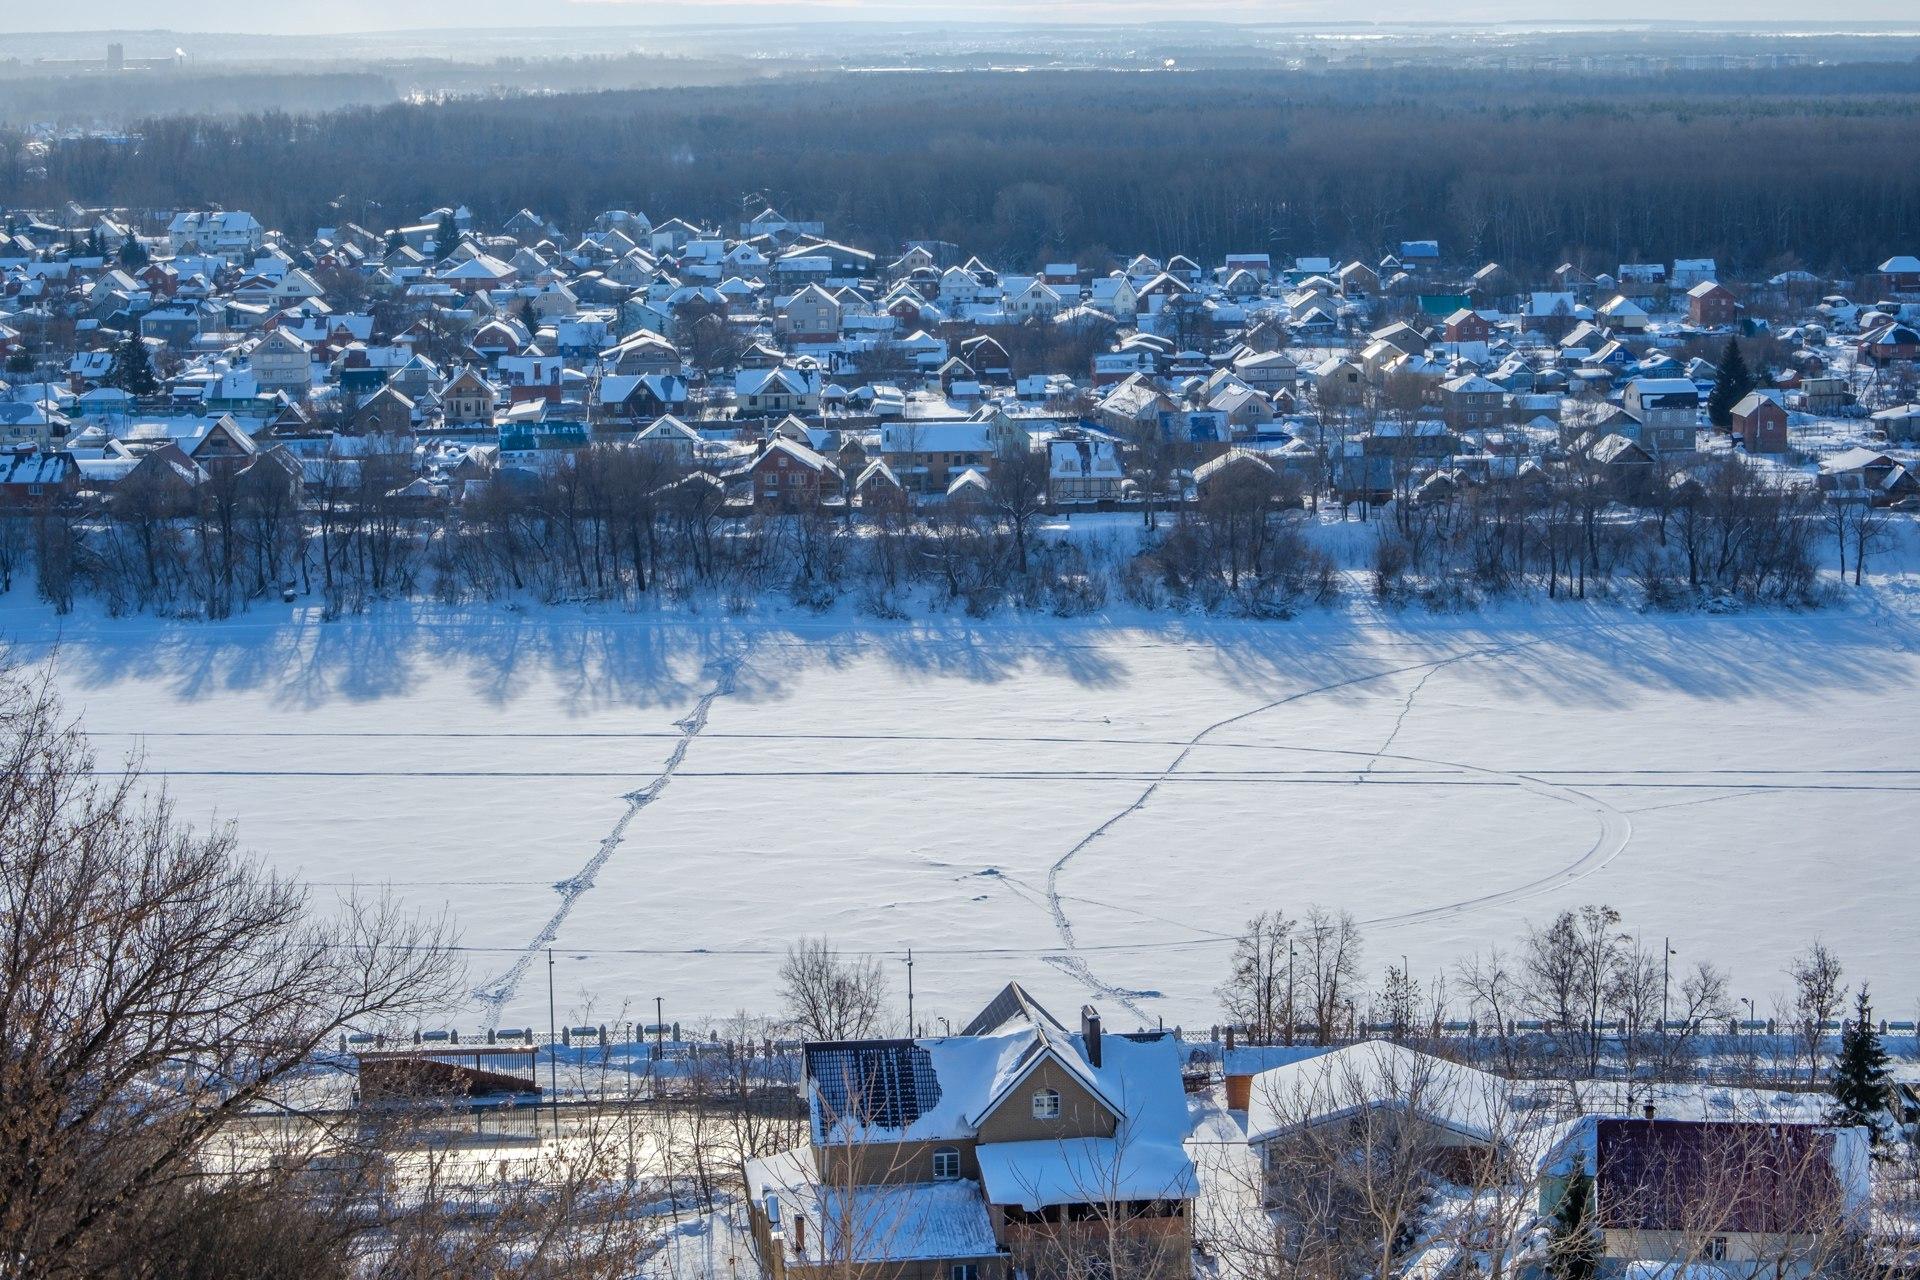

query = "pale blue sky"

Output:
[[17, 0, 1920, 32]]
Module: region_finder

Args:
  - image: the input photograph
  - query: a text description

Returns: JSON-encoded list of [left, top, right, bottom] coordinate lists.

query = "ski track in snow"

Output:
[[471, 649, 742, 1026], [1040, 642, 1637, 1010]]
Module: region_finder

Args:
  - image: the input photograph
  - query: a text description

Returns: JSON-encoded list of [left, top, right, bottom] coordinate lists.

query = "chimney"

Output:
[[1643, 1103, 1656, 1121], [1081, 1005, 1102, 1068]]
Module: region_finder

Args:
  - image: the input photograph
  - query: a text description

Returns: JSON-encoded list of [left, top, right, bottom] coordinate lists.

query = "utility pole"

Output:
[[546, 948, 559, 1134], [655, 995, 665, 1053], [1253, 919, 1266, 1043], [906, 949, 915, 1036], [1286, 944, 1297, 1046], [1661, 937, 1673, 1037]]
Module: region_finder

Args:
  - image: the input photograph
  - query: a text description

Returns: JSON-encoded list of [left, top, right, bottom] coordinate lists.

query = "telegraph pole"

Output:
[[1661, 937, 1673, 1037], [546, 948, 559, 1133], [905, 949, 915, 1036]]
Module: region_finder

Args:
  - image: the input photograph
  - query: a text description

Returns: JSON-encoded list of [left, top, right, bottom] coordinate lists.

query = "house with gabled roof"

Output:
[[744, 437, 842, 511], [744, 985, 1195, 1280]]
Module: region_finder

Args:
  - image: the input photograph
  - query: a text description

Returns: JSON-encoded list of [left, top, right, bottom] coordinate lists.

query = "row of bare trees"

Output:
[[1217, 901, 1882, 1102], [1372, 456, 1827, 607]]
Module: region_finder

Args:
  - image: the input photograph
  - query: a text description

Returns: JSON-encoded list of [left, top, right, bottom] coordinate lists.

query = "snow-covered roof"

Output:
[[1244, 1041, 1508, 1146], [744, 1147, 999, 1265]]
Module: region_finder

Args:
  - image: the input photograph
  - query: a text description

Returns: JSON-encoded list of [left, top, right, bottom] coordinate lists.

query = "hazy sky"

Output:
[[17, 0, 1920, 32]]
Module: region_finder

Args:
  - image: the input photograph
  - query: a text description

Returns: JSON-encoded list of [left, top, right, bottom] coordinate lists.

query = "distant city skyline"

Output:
[[16, 0, 1920, 34]]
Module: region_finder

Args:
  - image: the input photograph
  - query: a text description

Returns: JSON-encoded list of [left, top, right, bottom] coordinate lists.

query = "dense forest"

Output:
[[11, 64, 1920, 271]]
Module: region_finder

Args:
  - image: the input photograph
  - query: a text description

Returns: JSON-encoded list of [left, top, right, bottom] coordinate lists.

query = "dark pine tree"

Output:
[[518, 298, 541, 334], [1707, 336, 1755, 428], [111, 329, 159, 397], [1547, 1170, 1599, 1280], [1829, 985, 1892, 1147], [436, 212, 461, 257], [118, 234, 149, 268]]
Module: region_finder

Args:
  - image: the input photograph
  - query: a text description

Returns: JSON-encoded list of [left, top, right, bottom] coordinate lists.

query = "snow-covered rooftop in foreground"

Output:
[[6, 571, 1920, 1032]]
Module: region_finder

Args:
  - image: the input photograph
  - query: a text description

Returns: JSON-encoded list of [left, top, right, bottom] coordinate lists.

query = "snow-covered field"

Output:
[[7, 585, 1920, 1035]]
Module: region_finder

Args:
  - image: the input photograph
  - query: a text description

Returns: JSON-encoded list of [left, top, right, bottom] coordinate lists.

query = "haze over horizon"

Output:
[[13, 0, 1920, 34]]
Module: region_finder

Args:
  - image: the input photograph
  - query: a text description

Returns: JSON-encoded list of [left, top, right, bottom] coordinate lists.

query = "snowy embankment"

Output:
[[3, 534, 1920, 1036]]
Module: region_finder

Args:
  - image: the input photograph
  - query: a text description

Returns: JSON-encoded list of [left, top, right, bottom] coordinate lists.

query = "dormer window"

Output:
[[1032, 1088, 1060, 1120], [932, 1147, 960, 1180]]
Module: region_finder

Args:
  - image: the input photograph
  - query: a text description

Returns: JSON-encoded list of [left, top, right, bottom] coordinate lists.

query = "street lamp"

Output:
[[1742, 996, 1756, 1038]]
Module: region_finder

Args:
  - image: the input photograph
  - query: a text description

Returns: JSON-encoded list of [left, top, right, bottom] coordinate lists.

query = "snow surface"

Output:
[[7, 582, 1920, 1035]]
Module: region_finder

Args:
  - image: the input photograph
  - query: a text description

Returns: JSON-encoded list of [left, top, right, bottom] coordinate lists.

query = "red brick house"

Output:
[[1730, 392, 1789, 453], [1687, 280, 1739, 328], [1879, 255, 1920, 293], [0, 449, 80, 509], [747, 438, 842, 511], [1442, 308, 1492, 344], [1861, 322, 1920, 366]]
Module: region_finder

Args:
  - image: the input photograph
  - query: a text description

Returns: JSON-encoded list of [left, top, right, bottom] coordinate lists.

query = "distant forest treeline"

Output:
[[13, 65, 1920, 272]]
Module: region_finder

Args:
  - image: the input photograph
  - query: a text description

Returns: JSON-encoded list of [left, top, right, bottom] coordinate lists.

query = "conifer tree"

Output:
[[1829, 985, 1892, 1146], [1707, 335, 1755, 427], [118, 233, 148, 268], [1547, 1170, 1599, 1280], [436, 212, 461, 256], [111, 329, 158, 397]]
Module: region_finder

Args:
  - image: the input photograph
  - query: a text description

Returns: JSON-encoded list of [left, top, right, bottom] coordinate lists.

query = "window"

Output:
[[932, 1147, 960, 1180], [1705, 1238, 1728, 1262], [950, 1267, 978, 1280], [1032, 1088, 1060, 1120]]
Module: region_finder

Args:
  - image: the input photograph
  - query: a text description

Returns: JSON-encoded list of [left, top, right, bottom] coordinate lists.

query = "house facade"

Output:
[[744, 986, 1195, 1280]]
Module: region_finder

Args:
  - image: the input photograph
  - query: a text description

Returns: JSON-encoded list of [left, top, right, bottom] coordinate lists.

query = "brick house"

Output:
[[748, 438, 842, 510], [1442, 309, 1493, 345], [1687, 280, 1739, 329], [1730, 392, 1789, 453]]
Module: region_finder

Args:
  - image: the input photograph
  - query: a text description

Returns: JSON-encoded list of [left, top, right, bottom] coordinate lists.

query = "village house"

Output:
[[1536, 1115, 1867, 1280], [1439, 374, 1504, 432], [1048, 437, 1126, 504], [1621, 378, 1701, 456], [441, 367, 500, 424], [1729, 391, 1789, 453], [746, 437, 842, 510], [879, 422, 995, 494], [1687, 280, 1739, 329], [743, 986, 1194, 1280]]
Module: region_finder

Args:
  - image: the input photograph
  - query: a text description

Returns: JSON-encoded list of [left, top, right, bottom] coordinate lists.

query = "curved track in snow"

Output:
[[1041, 644, 1633, 1011]]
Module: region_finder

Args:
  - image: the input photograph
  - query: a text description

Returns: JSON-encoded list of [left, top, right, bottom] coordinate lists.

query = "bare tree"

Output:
[[1522, 904, 1627, 1084], [1219, 910, 1297, 1045], [1789, 941, 1846, 1085], [987, 444, 1051, 575], [0, 670, 458, 1278], [778, 938, 890, 1042], [1300, 907, 1363, 1045]]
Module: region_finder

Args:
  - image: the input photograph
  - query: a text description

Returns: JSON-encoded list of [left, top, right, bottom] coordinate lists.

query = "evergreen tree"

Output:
[[1829, 985, 1892, 1146], [384, 229, 405, 254], [518, 298, 541, 334], [86, 228, 104, 258], [1707, 335, 1755, 427], [435, 212, 461, 257], [111, 329, 158, 397], [118, 234, 148, 268], [6, 348, 33, 376], [1546, 1170, 1598, 1280]]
